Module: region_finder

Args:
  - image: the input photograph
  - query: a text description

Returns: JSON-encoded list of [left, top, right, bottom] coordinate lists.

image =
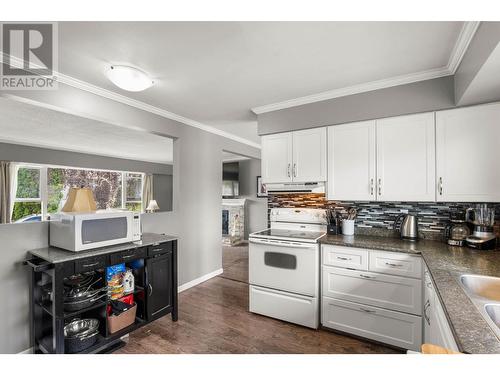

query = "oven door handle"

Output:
[[249, 238, 316, 249]]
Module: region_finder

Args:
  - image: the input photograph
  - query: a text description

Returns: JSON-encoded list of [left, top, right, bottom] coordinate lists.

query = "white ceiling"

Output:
[[0, 98, 173, 164], [53, 22, 466, 144]]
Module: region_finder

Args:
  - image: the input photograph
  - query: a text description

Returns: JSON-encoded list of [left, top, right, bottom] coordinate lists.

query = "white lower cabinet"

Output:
[[322, 245, 368, 271], [321, 245, 423, 351], [369, 250, 422, 279], [322, 297, 422, 351], [423, 267, 459, 351], [322, 266, 422, 315]]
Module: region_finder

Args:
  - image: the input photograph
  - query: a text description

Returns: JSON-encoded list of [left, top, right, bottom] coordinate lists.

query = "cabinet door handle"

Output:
[[359, 307, 376, 314], [293, 163, 297, 178], [148, 283, 153, 296], [378, 178, 382, 195], [439, 177, 443, 195], [370, 178, 374, 195], [82, 262, 99, 268], [359, 274, 376, 279], [385, 262, 403, 267], [336, 256, 352, 261], [287, 164, 291, 178], [424, 300, 430, 324]]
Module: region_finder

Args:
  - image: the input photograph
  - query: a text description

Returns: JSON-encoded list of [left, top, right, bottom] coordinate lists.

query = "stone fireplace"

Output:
[[222, 198, 246, 246]]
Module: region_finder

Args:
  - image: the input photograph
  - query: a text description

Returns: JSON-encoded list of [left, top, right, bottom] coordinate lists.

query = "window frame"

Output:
[[12, 162, 144, 221], [123, 172, 144, 212]]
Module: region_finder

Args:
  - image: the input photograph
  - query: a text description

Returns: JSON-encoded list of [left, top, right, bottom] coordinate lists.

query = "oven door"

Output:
[[75, 214, 133, 251], [249, 237, 318, 297]]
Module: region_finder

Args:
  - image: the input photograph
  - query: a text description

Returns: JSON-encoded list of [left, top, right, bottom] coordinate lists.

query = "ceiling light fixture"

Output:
[[106, 65, 154, 92]]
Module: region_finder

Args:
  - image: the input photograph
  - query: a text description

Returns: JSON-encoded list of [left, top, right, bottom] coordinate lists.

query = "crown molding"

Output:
[[251, 67, 451, 114], [1, 53, 261, 149], [446, 21, 481, 74], [252, 22, 480, 115]]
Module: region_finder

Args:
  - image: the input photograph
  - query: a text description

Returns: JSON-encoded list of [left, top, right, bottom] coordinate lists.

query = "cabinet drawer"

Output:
[[148, 241, 173, 257], [369, 251, 422, 279], [74, 255, 107, 273], [322, 296, 422, 351], [322, 266, 422, 315], [322, 245, 368, 270], [250, 285, 318, 329], [110, 247, 147, 265]]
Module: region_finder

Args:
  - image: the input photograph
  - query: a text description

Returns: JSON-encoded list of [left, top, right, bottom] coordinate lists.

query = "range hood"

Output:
[[265, 182, 325, 194]]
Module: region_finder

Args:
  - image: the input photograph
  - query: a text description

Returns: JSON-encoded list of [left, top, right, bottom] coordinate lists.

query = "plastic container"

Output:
[[342, 220, 355, 236], [107, 303, 137, 334]]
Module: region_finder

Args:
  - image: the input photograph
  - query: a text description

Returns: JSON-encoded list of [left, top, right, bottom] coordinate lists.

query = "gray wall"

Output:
[[153, 174, 173, 212], [257, 76, 455, 135], [237, 158, 268, 239], [0, 222, 48, 354], [455, 22, 500, 104], [0, 142, 172, 175], [0, 85, 259, 353]]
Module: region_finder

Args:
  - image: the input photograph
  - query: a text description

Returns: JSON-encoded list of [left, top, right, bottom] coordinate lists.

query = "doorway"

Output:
[[219, 151, 267, 284]]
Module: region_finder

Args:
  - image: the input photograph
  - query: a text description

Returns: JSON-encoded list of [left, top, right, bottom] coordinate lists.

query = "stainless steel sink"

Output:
[[458, 274, 500, 340], [460, 274, 500, 301], [485, 304, 500, 328]]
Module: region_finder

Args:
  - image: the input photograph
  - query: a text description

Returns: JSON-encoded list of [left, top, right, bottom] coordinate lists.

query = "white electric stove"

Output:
[[248, 208, 326, 329]]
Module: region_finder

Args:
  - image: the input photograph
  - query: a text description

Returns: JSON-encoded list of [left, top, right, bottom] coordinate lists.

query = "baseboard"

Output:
[[178, 268, 223, 293], [18, 347, 33, 354]]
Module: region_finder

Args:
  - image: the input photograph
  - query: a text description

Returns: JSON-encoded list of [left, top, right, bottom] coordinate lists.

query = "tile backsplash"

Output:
[[268, 193, 500, 241]]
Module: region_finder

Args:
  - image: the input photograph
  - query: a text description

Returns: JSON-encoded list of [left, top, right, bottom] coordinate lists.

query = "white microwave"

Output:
[[49, 210, 142, 252]]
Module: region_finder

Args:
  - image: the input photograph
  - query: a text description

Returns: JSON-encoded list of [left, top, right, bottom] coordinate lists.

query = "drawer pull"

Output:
[[336, 256, 352, 261], [122, 254, 135, 259], [82, 262, 99, 268], [359, 307, 376, 314], [385, 262, 403, 267], [359, 274, 375, 279]]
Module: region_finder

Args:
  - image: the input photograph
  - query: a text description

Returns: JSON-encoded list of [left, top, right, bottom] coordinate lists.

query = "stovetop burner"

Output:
[[250, 228, 325, 242]]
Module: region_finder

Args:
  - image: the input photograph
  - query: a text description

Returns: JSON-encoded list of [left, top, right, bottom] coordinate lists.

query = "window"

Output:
[[11, 163, 144, 222], [11, 166, 44, 222], [125, 173, 143, 212]]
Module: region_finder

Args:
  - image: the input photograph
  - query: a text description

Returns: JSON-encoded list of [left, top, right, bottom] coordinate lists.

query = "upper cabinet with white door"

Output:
[[436, 103, 500, 202], [328, 121, 376, 201], [376, 112, 436, 201], [261, 132, 293, 183], [261, 128, 326, 184], [328, 112, 435, 202]]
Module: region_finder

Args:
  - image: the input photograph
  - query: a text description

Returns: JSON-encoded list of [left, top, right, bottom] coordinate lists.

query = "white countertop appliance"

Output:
[[50, 210, 142, 252], [249, 208, 326, 328]]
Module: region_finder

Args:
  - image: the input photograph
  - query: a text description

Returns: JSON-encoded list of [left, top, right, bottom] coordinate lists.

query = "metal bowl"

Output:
[[64, 318, 100, 338]]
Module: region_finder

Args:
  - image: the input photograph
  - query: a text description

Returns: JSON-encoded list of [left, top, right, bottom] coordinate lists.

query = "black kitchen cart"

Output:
[[25, 233, 178, 354]]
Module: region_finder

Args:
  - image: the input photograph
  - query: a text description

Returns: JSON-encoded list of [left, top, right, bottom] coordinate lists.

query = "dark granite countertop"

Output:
[[29, 232, 177, 264], [320, 234, 500, 354]]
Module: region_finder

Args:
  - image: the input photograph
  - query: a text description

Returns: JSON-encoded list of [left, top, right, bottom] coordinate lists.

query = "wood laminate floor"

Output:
[[220, 244, 248, 283], [116, 276, 401, 354]]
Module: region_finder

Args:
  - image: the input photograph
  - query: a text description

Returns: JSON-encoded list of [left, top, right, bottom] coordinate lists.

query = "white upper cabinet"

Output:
[[261, 128, 326, 184], [327, 121, 376, 201], [436, 103, 500, 202], [376, 112, 436, 202], [292, 127, 327, 183], [261, 132, 293, 183]]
